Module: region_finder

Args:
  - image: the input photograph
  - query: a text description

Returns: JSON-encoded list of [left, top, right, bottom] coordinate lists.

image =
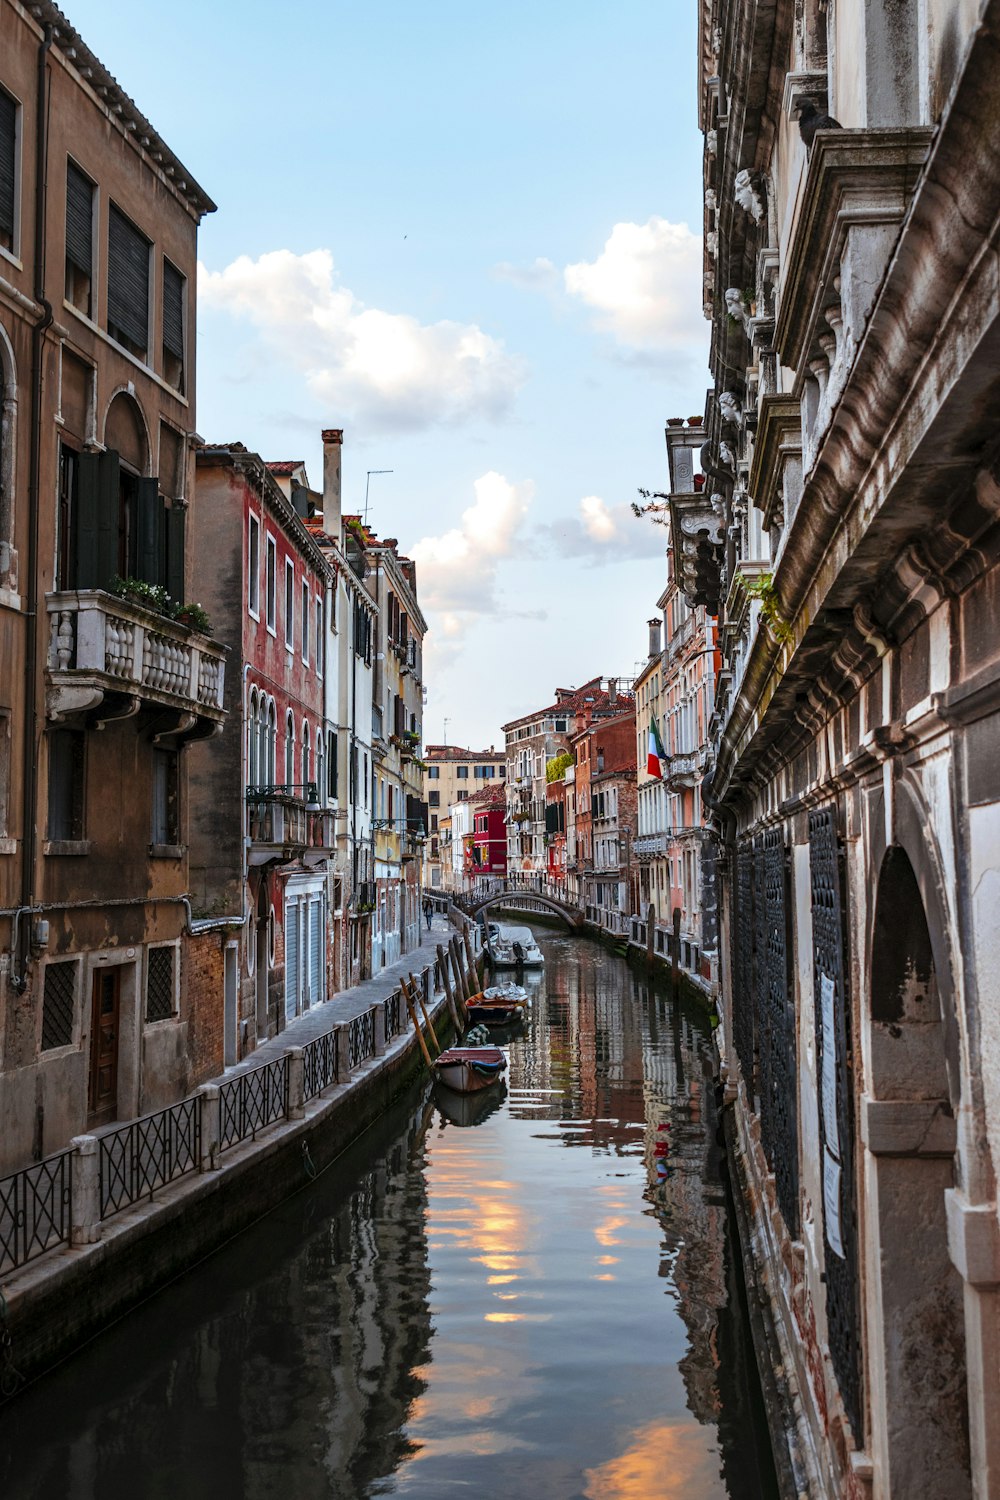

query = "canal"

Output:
[[0, 929, 778, 1500]]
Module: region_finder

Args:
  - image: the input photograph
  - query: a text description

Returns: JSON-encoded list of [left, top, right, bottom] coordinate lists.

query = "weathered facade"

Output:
[[687, 0, 1000, 1493], [421, 744, 504, 892], [0, 0, 223, 1170]]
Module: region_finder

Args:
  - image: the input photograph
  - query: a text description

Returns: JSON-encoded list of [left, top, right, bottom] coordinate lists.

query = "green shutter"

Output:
[[96, 450, 120, 589], [167, 503, 186, 603], [74, 452, 101, 587], [137, 477, 161, 585]]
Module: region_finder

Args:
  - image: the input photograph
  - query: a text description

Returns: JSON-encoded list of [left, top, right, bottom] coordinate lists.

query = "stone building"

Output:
[[0, 0, 223, 1169], [684, 0, 1000, 1493], [421, 743, 505, 891]]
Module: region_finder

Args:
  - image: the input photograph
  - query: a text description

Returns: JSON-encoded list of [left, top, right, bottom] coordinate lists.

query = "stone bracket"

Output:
[[861, 1095, 956, 1157], [946, 1190, 1000, 1287]]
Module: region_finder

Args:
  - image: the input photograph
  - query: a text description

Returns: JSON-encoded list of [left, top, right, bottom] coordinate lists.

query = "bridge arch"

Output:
[[469, 885, 583, 931]]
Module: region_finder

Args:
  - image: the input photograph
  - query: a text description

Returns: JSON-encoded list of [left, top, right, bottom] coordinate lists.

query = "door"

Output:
[[284, 900, 299, 1024], [309, 896, 324, 1010], [88, 968, 120, 1125]]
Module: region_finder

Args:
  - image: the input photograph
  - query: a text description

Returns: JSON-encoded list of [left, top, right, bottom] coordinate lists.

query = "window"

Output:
[[315, 598, 323, 676], [0, 86, 18, 254], [47, 730, 84, 841], [248, 514, 260, 616], [146, 945, 176, 1022], [456, 765, 468, 779], [285, 712, 295, 785], [152, 749, 179, 845], [266, 699, 277, 783], [428, 790, 440, 808], [162, 259, 185, 391], [302, 580, 309, 663], [327, 730, 338, 800], [0, 708, 9, 838], [65, 161, 94, 315], [316, 733, 325, 807], [265, 535, 277, 631], [457, 790, 468, 802], [248, 690, 260, 784], [430, 814, 438, 832], [107, 204, 150, 361], [428, 766, 440, 779], [302, 721, 310, 787], [284, 558, 294, 650], [41, 961, 77, 1051], [555, 718, 567, 732]]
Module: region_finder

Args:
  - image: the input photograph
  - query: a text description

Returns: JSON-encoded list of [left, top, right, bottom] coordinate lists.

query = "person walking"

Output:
[[423, 896, 433, 931]]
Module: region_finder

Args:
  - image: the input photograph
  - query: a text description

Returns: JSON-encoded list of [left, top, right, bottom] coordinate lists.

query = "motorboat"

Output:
[[491, 924, 544, 969], [432, 1044, 507, 1094]]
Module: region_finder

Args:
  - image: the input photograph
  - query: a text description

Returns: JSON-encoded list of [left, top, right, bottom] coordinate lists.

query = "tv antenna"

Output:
[[364, 469, 393, 524], [443, 717, 450, 747]]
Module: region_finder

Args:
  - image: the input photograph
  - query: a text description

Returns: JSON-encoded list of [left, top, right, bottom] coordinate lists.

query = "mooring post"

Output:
[[70, 1135, 101, 1246], [437, 941, 463, 1029]]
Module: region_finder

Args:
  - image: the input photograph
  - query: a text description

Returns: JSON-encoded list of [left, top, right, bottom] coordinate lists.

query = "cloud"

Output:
[[491, 256, 560, 290], [540, 494, 667, 563], [199, 249, 526, 433], [409, 471, 533, 617], [563, 217, 705, 356]]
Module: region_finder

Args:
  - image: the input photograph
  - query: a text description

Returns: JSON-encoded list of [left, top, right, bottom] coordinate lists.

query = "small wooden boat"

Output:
[[433, 1044, 507, 1094], [466, 992, 524, 1026]]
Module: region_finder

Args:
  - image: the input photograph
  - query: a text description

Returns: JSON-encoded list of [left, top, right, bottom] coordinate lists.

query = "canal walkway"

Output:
[[1, 913, 478, 1400]]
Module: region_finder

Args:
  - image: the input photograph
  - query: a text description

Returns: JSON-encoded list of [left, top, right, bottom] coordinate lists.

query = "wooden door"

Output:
[[88, 968, 120, 1125]]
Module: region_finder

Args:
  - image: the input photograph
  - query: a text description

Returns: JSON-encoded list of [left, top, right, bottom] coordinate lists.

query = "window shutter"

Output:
[[74, 452, 102, 587], [65, 163, 93, 274], [309, 897, 324, 1008], [162, 260, 184, 360], [284, 902, 299, 1022], [0, 88, 15, 241], [96, 450, 120, 588], [137, 478, 162, 586], [167, 503, 185, 602], [107, 205, 150, 352]]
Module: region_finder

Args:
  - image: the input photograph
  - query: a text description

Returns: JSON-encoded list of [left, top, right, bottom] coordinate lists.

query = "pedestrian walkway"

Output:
[[217, 914, 461, 1078]]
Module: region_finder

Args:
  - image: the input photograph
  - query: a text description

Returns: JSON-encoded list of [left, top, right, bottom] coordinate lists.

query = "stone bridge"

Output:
[[465, 883, 585, 930]]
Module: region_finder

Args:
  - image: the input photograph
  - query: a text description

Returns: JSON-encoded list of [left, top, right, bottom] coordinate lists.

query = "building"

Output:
[[544, 753, 571, 891], [422, 744, 505, 891], [0, 1, 224, 1169], [575, 706, 637, 930], [188, 443, 333, 1057], [687, 0, 1000, 1492], [468, 783, 507, 887]]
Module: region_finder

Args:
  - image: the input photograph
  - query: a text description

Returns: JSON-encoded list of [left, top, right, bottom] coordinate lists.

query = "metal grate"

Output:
[[146, 946, 175, 1022], [809, 804, 863, 1444], [0, 1150, 73, 1275], [41, 961, 76, 1051], [761, 828, 799, 1235], [99, 1098, 200, 1218], [384, 991, 402, 1042], [302, 1029, 338, 1101], [219, 1057, 288, 1152], [734, 842, 755, 1087], [348, 1010, 376, 1070]]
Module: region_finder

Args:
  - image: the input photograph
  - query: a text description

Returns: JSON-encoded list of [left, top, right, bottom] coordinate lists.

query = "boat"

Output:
[[491, 924, 544, 969], [483, 981, 528, 1003], [466, 989, 526, 1025], [432, 1044, 507, 1094]]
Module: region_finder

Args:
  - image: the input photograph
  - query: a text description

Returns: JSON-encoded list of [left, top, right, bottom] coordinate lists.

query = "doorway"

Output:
[[88, 967, 120, 1126]]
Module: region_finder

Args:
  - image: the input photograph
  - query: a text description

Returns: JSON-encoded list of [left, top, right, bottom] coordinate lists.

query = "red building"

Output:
[[189, 443, 334, 1057], [467, 784, 507, 882]]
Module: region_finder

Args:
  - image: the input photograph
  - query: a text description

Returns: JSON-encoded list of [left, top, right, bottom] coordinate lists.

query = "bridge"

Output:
[[462, 882, 584, 930]]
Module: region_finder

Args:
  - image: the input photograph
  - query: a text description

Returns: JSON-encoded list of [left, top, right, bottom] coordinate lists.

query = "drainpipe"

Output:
[[12, 25, 54, 992]]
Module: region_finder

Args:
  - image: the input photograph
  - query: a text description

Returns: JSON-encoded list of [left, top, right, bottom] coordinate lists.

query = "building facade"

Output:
[[686, 0, 1000, 1493], [0, 1, 224, 1170], [422, 744, 505, 891]]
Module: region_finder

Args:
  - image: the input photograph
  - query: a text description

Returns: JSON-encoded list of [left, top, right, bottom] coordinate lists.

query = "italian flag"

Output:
[[647, 717, 667, 779]]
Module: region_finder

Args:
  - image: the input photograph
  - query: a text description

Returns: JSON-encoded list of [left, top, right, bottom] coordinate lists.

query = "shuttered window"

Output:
[[162, 258, 185, 390], [65, 163, 94, 315], [309, 897, 324, 1009], [0, 87, 16, 250], [107, 204, 150, 358], [284, 901, 299, 1022]]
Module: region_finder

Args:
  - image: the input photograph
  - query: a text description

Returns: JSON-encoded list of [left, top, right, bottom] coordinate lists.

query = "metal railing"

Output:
[[99, 1098, 201, 1218], [302, 1029, 339, 1101], [0, 1149, 73, 1276], [384, 990, 402, 1042], [219, 1056, 289, 1152], [348, 1010, 376, 1070]]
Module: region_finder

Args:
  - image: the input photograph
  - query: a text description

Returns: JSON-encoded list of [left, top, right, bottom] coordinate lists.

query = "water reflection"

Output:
[[0, 931, 776, 1500]]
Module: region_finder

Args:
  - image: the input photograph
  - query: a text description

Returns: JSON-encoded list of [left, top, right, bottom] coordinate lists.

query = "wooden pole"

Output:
[[437, 942, 464, 1030], [450, 937, 470, 1003], [462, 924, 480, 996], [410, 971, 440, 1054], [403, 985, 434, 1068]]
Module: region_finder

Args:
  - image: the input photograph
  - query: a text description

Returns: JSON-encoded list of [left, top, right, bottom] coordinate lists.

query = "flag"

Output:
[[647, 717, 667, 779]]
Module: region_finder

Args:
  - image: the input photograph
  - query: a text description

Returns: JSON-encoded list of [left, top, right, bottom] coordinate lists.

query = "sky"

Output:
[[65, 0, 709, 749]]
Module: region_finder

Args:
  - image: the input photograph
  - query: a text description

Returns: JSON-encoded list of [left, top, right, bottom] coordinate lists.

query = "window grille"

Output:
[[146, 946, 175, 1022], [41, 962, 76, 1050]]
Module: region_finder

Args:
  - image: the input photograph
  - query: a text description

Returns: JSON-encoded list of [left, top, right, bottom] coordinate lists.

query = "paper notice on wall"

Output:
[[823, 1146, 845, 1259], [820, 971, 839, 1154]]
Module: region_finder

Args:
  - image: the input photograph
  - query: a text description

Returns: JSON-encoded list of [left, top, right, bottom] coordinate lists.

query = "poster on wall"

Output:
[[820, 971, 840, 1153], [823, 1145, 845, 1259]]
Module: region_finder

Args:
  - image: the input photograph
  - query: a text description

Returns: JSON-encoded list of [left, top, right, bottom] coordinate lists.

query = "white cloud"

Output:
[[491, 256, 560, 290], [541, 494, 667, 563], [563, 217, 704, 355], [199, 249, 525, 433]]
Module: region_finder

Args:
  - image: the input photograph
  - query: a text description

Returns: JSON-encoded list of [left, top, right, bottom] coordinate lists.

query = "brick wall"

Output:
[[185, 932, 225, 1082]]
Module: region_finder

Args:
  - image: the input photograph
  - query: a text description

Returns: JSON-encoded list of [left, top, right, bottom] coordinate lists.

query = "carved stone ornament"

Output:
[[734, 168, 765, 224], [719, 390, 742, 427], [707, 128, 718, 157], [725, 287, 750, 328], [707, 231, 718, 259], [705, 187, 717, 214]]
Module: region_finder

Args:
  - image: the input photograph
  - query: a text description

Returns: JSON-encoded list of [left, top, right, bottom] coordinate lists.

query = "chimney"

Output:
[[648, 618, 662, 658], [608, 677, 618, 705], [322, 429, 343, 535]]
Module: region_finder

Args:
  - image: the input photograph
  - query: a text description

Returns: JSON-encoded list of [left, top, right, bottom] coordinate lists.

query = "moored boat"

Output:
[[432, 1044, 507, 1094], [466, 992, 525, 1026], [491, 924, 544, 969]]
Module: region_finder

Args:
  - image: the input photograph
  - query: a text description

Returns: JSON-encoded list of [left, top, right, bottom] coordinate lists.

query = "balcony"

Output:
[[634, 834, 668, 859], [665, 748, 707, 789], [46, 590, 226, 739], [246, 784, 323, 866]]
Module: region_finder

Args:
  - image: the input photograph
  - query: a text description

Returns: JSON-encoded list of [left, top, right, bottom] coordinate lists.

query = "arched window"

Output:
[[248, 689, 259, 786], [266, 700, 277, 784], [258, 700, 268, 788], [285, 711, 295, 786], [302, 721, 310, 789]]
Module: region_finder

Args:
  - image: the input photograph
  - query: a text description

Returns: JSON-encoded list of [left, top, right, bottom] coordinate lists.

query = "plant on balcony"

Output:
[[546, 751, 573, 783], [109, 577, 213, 635], [735, 569, 792, 644]]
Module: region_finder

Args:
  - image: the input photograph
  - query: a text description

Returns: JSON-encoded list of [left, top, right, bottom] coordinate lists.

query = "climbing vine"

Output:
[[737, 570, 793, 645]]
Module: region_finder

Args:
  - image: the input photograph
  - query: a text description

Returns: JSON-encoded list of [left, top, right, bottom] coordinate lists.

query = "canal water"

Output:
[[0, 930, 778, 1500]]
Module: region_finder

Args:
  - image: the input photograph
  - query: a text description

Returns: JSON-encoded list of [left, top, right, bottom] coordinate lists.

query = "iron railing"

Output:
[[302, 1029, 339, 1101], [384, 990, 402, 1042], [219, 1056, 289, 1152], [0, 1149, 73, 1275], [348, 1010, 376, 1070], [99, 1098, 201, 1218]]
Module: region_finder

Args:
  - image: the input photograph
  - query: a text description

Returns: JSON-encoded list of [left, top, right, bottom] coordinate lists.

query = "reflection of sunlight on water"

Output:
[[595, 1215, 629, 1246], [484, 1311, 552, 1323], [593, 1273, 616, 1281], [488, 1273, 519, 1284], [583, 1418, 723, 1499], [598, 1255, 619, 1265]]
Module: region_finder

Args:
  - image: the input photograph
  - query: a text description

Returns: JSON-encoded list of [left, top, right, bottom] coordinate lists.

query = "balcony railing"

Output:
[[46, 590, 226, 735], [246, 784, 323, 859]]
